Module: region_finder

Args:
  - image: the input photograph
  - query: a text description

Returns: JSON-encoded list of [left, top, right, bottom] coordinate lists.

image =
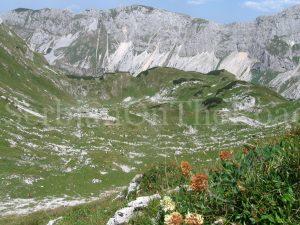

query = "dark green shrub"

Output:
[[202, 97, 223, 109]]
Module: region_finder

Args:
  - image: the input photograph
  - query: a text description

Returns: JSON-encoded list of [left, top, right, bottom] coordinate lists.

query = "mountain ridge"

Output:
[[2, 4, 300, 99]]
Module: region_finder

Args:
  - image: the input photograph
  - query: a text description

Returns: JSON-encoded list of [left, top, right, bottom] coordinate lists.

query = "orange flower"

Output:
[[181, 161, 192, 177], [185, 213, 204, 225], [190, 173, 209, 192], [219, 151, 233, 161], [243, 147, 249, 155], [165, 212, 183, 225]]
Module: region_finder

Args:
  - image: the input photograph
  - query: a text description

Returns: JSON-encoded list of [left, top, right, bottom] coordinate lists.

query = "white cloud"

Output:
[[244, 0, 300, 12]]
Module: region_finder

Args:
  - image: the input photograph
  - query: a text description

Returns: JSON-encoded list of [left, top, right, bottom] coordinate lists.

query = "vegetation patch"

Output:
[[130, 129, 300, 225], [251, 69, 280, 85], [172, 78, 202, 85], [66, 74, 104, 80], [193, 90, 203, 97], [136, 67, 159, 78], [207, 69, 234, 77], [202, 97, 223, 109], [292, 56, 300, 64], [267, 36, 290, 56], [292, 43, 300, 52], [13, 8, 32, 13], [191, 18, 208, 24], [138, 164, 186, 196], [216, 80, 248, 95]]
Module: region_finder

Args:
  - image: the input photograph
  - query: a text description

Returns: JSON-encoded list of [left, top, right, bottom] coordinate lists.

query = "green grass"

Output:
[[130, 129, 300, 225], [0, 24, 74, 113], [1, 64, 299, 205], [2, 128, 298, 225]]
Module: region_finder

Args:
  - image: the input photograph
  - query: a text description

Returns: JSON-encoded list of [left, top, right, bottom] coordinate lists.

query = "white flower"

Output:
[[185, 213, 204, 225], [213, 217, 225, 225], [160, 196, 176, 212]]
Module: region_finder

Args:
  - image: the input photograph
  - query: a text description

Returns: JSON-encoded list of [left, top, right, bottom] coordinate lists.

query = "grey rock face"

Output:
[[126, 174, 143, 198], [3, 5, 300, 99]]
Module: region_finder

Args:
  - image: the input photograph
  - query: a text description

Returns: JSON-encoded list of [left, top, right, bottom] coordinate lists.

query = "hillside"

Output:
[[0, 23, 73, 113], [0, 22, 299, 220], [1, 129, 299, 225], [2, 5, 300, 99], [128, 129, 300, 225]]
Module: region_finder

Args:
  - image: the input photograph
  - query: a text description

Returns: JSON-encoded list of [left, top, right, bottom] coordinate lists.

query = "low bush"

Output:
[[202, 97, 223, 109]]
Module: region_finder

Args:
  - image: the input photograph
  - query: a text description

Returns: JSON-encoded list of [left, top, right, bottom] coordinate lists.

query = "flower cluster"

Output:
[[190, 173, 209, 192], [161, 196, 176, 212], [181, 161, 192, 177], [164, 211, 204, 225], [164, 212, 183, 225], [219, 150, 233, 161], [161, 196, 204, 225], [159, 161, 209, 224], [185, 213, 204, 225]]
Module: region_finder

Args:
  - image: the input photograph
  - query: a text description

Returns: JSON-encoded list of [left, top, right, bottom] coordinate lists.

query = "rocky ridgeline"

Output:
[[2, 5, 300, 99]]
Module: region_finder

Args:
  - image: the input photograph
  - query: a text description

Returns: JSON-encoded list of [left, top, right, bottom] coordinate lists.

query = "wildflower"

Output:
[[164, 212, 183, 225], [185, 213, 204, 225], [190, 173, 209, 192], [213, 217, 225, 225], [259, 208, 266, 214], [181, 161, 192, 177], [219, 150, 233, 161], [160, 196, 176, 212], [242, 147, 249, 155]]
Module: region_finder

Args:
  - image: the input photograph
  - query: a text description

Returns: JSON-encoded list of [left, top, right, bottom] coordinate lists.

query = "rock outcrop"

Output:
[[107, 194, 161, 225], [126, 174, 143, 198]]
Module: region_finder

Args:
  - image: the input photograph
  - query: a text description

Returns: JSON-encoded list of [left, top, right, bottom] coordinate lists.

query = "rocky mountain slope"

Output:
[[2, 5, 300, 99], [0, 21, 73, 118], [0, 20, 299, 216]]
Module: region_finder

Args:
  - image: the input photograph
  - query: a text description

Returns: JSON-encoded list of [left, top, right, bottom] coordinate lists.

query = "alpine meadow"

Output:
[[0, 2, 299, 225]]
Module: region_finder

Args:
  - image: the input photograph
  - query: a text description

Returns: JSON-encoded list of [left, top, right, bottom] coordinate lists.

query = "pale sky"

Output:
[[1, 0, 300, 23]]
